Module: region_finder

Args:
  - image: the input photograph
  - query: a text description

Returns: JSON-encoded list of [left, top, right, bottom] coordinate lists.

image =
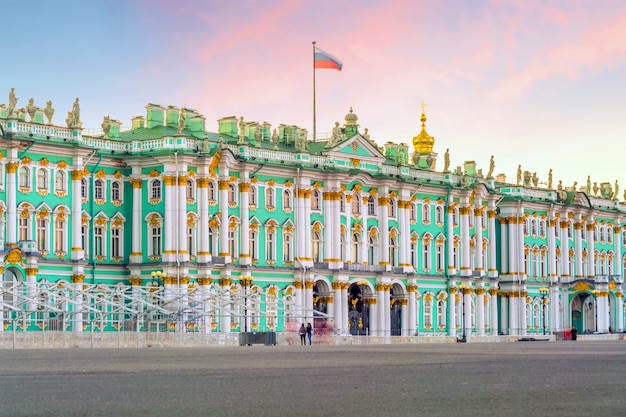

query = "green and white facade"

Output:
[[1, 93, 624, 338]]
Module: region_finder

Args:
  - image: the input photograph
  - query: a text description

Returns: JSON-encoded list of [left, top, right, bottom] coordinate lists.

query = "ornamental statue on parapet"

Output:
[[6, 88, 18, 117], [65, 97, 81, 128]]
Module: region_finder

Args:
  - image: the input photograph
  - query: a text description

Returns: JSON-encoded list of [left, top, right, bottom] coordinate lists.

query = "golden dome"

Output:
[[412, 104, 434, 153]]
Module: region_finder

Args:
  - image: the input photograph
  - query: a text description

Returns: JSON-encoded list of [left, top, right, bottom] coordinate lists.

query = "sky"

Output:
[[2, 0, 626, 192]]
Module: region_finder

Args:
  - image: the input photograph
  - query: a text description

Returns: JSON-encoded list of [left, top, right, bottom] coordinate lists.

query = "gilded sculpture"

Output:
[[487, 155, 494, 178]]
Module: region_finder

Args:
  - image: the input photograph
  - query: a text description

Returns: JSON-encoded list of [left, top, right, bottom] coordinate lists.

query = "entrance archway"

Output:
[[390, 284, 404, 336], [347, 281, 372, 335], [571, 292, 595, 334]]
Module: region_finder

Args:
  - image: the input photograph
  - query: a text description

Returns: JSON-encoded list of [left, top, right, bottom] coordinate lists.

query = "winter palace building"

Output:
[[0, 89, 624, 339]]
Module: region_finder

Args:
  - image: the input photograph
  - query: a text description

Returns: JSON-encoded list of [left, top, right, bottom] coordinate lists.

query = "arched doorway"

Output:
[[571, 292, 595, 334], [347, 281, 371, 335], [390, 284, 404, 336], [313, 280, 331, 331]]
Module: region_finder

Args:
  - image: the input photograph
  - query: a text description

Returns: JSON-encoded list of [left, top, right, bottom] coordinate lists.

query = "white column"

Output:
[[344, 195, 353, 264], [304, 190, 312, 263], [5, 162, 18, 247], [197, 178, 210, 262], [548, 218, 557, 283], [219, 278, 232, 332], [218, 178, 230, 261], [574, 221, 583, 278], [587, 224, 596, 278], [163, 175, 175, 260], [487, 209, 498, 278], [71, 170, 84, 260], [398, 200, 407, 267], [360, 196, 369, 264], [323, 191, 333, 263], [377, 283, 385, 336], [508, 217, 518, 277], [448, 287, 457, 336], [616, 292, 624, 332], [332, 191, 342, 265], [26, 269, 37, 323], [500, 294, 509, 335], [474, 205, 484, 275], [476, 288, 485, 336], [72, 276, 84, 332], [447, 206, 456, 275], [384, 284, 391, 337], [130, 178, 143, 263], [408, 285, 417, 335], [305, 281, 314, 324], [500, 218, 509, 275], [177, 175, 188, 262], [508, 293, 518, 335], [369, 297, 378, 336], [333, 282, 343, 335], [460, 205, 471, 277], [551, 287, 561, 331], [489, 289, 499, 335], [295, 189, 305, 262], [378, 197, 390, 266], [401, 300, 409, 336], [341, 284, 349, 335], [613, 226, 622, 277], [560, 219, 570, 279], [239, 181, 251, 265]]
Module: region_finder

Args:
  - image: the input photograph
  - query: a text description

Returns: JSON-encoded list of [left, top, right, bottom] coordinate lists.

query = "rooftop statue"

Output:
[[487, 155, 495, 178], [593, 182, 599, 196], [102, 116, 111, 138], [66, 97, 81, 128], [547, 169, 553, 189], [7, 88, 18, 117], [532, 172, 538, 188], [516, 165, 522, 185], [237, 116, 246, 144], [586, 175, 591, 194], [613, 180, 619, 201], [326, 121, 344, 148], [254, 125, 262, 147]]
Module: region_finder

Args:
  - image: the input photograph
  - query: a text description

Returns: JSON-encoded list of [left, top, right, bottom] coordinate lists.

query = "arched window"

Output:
[[186, 179, 195, 200], [283, 189, 292, 210], [250, 185, 257, 206], [389, 236, 397, 266], [422, 238, 431, 270], [539, 220, 546, 236], [19, 166, 31, 188], [367, 196, 376, 216], [437, 300, 446, 328], [435, 206, 443, 224], [55, 170, 66, 192], [368, 236, 377, 265], [311, 190, 321, 211], [228, 184, 237, 204], [151, 179, 161, 200], [531, 219, 537, 236], [312, 231, 321, 262], [351, 233, 361, 263], [37, 169, 49, 191], [283, 231, 293, 262], [111, 181, 121, 202], [388, 199, 396, 218], [94, 226, 105, 257], [265, 228, 276, 261], [352, 194, 361, 214], [249, 230, 258, 260], [94, 179, 104, 200], [208, 180, 216, 202], [422, 203, 430, 224], [266, 187, 275, 208], [424, 297, 432, 328], [54, 216, 66, 253]]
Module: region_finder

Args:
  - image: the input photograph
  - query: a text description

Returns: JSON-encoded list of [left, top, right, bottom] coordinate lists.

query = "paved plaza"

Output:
[[0, 341, 624, 417]]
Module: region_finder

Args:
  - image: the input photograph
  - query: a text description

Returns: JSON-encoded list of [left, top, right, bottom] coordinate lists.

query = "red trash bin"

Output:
[[564, 329, 572, 340]]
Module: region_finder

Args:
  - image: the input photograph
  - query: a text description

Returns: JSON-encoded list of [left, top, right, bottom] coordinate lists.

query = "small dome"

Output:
[[412, 105, 435, 153], [344, 107, 358, 126]]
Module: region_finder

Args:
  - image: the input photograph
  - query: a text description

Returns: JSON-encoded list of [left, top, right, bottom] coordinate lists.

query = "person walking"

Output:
[[306, 322, 313, 345], [298, 323, 306, 345]]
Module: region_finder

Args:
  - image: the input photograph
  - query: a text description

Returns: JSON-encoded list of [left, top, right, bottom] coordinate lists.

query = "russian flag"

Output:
[[314, 46, 343, 71]]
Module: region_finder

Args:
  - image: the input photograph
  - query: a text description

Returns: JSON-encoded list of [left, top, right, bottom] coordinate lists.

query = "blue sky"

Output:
[[3, 0, 626, 192]]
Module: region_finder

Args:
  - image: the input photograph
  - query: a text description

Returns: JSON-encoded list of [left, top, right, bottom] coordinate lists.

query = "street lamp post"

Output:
[[538, 287, 549, 335], [591, 289, 599, 333], [459, 284, 471, 341]]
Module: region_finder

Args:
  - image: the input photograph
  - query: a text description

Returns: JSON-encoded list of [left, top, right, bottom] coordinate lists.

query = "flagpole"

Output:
[[312, 40, 316, 142]]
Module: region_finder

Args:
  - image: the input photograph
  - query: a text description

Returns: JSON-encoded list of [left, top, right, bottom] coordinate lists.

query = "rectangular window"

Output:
[[151, 226, 162, 256], [111, 228, 121, 258], [94, 227, 104, 257], [19, 217, 29, 241], [54, 219, 65, 252], [37, 219, 47, 251]]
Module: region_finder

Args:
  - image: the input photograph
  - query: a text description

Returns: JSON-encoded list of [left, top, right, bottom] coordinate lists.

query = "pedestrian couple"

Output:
[[299, 323, 312, 345]]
